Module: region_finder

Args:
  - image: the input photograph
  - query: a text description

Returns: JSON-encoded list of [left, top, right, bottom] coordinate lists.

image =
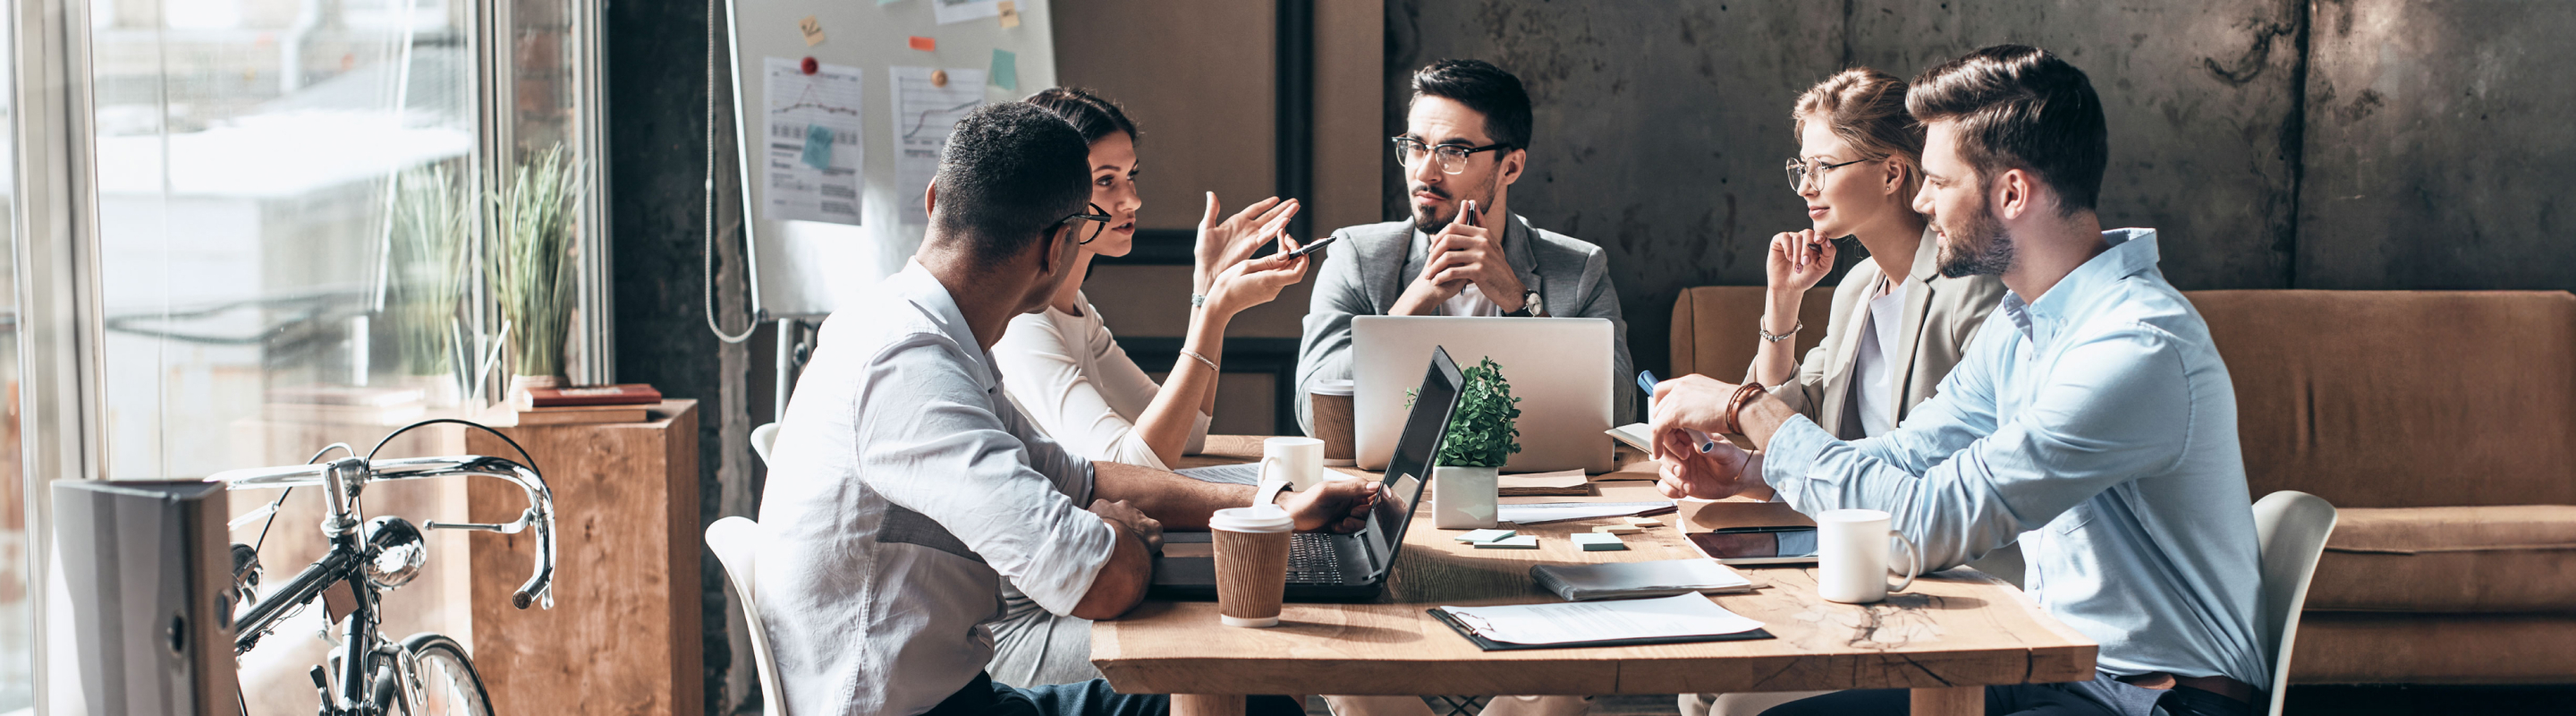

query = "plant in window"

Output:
[[390, 164, 470, 391], [1427, 356, 1520, 529], [489, 145, 584, 389]]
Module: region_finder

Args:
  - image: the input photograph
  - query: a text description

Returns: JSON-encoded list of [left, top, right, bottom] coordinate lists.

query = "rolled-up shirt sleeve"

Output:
[[1764, 323, 2195, 572], [854, 335, 1117, 615]]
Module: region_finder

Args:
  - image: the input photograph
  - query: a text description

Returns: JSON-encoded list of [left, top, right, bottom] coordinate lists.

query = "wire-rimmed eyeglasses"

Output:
[[1785, 157, 1875, 192], [1393, 136, 1511, 175]]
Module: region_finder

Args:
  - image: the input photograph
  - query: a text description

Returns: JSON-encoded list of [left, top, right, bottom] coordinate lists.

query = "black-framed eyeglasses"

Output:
[[1392, 136, 1512, 175], [1785, 157, 1874, 192], [1055, 203, 1113, 245]]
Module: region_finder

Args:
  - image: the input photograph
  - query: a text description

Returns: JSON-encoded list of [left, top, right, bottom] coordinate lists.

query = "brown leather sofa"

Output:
[[1671, 286, 2576, 685]]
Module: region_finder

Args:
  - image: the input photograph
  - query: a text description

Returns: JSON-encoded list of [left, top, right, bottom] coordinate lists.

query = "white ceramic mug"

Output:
[[1260, 437, 1326, 491], [1817, 508, 1921, 604]]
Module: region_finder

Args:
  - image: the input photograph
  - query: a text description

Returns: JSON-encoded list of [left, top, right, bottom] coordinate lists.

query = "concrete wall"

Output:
[[1385, 0, 2576, 374]]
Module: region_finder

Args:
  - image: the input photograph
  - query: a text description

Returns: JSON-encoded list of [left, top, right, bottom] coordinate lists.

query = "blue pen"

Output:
[[1636, 371, 1716, 453]]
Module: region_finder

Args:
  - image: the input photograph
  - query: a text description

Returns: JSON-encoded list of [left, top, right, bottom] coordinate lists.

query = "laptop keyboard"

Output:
[[1286, 533, 1346, 584]]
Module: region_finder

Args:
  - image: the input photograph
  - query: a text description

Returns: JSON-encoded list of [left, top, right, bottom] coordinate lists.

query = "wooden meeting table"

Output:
[[1093, 435, 2097, 716]]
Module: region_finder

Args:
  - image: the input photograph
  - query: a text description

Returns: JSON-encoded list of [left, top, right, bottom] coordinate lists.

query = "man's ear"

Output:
[[1496, 148, 1527, 187], [923, 182, 938, 220], [1993, 167, 2034, 222], [1032, 226, 1070, 277]]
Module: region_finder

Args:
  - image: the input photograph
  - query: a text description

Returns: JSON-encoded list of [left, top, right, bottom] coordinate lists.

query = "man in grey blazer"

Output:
[[1295, 59, 1633, 435]]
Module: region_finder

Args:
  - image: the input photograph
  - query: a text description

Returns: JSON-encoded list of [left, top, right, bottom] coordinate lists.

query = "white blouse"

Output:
[[994, 292, 1212, 470]]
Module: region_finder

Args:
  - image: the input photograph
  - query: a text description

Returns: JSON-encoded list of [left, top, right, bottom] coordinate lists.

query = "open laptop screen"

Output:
[[1359, 345, 1462, 577]]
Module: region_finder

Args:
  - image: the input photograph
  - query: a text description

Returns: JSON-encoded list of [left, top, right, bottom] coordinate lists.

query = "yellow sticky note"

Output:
[[999, 1, 1021, 28], [798, 15, 826, 47]]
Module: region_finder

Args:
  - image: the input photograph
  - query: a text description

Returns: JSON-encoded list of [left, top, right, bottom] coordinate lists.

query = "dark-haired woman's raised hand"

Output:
[[1194, 192, 1300, 296]]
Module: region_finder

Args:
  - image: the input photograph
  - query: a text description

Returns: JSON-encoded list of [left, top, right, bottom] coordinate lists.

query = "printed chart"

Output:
[[891, 65, 987, 226], [764, 56, 865, 226]]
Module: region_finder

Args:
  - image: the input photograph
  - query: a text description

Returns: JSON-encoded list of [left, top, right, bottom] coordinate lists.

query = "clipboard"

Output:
[[1426, 608, 1775, 652]]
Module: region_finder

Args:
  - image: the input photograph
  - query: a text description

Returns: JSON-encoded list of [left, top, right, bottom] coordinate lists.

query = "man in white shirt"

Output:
[[758, 103, 1384, 716]]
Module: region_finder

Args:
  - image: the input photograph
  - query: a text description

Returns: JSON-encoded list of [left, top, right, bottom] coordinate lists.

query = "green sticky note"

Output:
[[1453, 529, 1516, 543], [990, 49, 1019, 91], [1572, 533, 1628, 551], [801, 124, 834, 170], [1475, 534, 1540, 550], [877, 0, 904, 5]]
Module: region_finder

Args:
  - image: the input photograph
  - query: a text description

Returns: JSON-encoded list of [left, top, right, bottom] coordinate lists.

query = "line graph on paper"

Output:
[[891, 66, 986, 225], [763, 56, 864, 226]]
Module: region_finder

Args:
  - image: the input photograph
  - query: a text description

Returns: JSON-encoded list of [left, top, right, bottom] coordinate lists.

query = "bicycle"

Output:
[[211, 420, 558, 715]]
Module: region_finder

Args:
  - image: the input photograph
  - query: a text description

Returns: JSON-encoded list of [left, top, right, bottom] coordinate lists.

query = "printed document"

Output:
[[762, 57, 864, 226], [891, 66, 987, 225], [1436, 592, 1765, 645]]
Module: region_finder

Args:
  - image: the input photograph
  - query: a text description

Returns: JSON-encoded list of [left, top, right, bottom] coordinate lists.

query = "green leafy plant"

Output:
[[1435, 357, 1522, 468], [488, 145, 584, 379], [390, 163, 469, 377]]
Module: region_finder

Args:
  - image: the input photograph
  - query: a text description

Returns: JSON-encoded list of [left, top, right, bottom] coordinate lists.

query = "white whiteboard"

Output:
[[726, 0, 1059, 318]]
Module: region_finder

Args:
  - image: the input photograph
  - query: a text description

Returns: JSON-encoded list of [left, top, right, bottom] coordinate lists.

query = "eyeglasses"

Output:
[[1785, 157, 1874, 192], [1055, 203, 1112, 245], [1392, 137, 1511, 175]]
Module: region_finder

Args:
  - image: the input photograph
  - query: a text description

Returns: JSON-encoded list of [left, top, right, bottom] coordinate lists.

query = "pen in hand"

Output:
[[1638, 371, 1716, 454]]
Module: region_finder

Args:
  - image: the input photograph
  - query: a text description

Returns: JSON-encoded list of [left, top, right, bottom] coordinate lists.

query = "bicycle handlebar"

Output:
[[211, 454, 558, 609]]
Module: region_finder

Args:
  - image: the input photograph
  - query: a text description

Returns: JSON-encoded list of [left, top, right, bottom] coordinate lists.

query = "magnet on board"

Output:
[[801, 56, 818, 74]]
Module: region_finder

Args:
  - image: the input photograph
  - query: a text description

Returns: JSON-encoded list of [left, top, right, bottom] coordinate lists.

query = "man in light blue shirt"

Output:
[[1650, 46, 2264, 716]]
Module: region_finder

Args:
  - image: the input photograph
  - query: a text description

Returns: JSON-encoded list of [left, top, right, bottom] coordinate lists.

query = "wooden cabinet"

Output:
[[465, 400, 701, 715]]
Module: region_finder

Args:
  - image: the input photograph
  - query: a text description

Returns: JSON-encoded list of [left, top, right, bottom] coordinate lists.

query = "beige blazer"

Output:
[[1749, 230, 2007, 439]]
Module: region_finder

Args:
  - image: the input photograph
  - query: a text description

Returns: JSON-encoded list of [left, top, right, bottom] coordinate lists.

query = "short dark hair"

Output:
[[1024, 87, 1140, 146], [931, 102, 1093, 267], [1906, 45, 2108, 215], [1410, 59, 1532, 149]]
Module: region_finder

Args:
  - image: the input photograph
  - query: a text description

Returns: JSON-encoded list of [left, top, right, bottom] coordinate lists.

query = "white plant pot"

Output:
[[1433, 465, 1500, 530]]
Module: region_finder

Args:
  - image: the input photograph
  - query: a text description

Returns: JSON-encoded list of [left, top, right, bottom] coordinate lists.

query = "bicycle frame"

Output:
[[215, 454, 555, 713]]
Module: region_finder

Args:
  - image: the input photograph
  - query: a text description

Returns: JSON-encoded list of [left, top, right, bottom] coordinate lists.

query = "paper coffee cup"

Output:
[[1209, 506, 1294, 627], [1309, 379, 1357, 466]]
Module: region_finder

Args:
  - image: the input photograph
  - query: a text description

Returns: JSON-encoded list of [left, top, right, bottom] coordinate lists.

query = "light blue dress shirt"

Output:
[[1762, 229, 2270, 689]]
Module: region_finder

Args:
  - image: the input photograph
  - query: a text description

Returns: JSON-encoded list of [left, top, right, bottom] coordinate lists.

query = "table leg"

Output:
[[1910, 686, 1982, 716], [1171, 694, 1246, 716]]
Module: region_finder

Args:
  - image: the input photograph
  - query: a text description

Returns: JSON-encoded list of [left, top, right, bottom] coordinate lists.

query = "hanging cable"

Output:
[[705, 0, 758, 344]]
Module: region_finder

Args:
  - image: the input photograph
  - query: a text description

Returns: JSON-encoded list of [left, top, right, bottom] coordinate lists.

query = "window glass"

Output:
[[0, 5, 28, 710]]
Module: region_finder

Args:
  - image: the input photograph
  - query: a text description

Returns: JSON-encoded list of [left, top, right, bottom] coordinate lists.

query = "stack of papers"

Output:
[[1432, 592, 1768, 648], [1529, 558, 1753, 601], [1497, 500, 1675, 525]]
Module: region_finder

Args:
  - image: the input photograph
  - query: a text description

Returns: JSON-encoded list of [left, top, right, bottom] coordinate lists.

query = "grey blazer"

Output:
[[1750, 230, 2007, 439], [1295, 215, 1635, 435]]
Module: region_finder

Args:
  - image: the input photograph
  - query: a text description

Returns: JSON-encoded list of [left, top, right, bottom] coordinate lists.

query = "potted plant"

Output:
[[390, 163, 470, 406], [1432, 356, 1521, 529], [488, 145, 584, 401]]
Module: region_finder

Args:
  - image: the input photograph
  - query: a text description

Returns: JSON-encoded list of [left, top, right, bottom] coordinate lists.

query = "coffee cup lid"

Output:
[[1309, 379, 1355, 396], [1209, 505, 1294, 533]]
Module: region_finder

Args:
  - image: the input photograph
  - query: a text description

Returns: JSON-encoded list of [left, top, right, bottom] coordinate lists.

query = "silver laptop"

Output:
[[1352, 316, 1616, 473]]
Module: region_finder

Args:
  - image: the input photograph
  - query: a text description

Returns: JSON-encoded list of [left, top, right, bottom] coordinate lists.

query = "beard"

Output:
[[1935, 194, 2016, 278], [1409, 173, 1501, 235]]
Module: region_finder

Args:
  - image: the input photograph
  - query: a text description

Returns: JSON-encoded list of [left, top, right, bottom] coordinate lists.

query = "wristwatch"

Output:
[[1504, 289, 1546, 318]]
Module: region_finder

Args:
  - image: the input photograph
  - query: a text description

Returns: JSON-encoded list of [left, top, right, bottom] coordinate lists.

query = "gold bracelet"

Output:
[[1179, 349, 1219, 372]]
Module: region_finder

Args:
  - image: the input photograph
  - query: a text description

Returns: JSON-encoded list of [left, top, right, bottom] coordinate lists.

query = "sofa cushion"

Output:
[[2292, 612, 2576, 684], [1669, 286, 1835, 379], [2188, 290, 2576, 507], [2304, 506, 2576, 613]]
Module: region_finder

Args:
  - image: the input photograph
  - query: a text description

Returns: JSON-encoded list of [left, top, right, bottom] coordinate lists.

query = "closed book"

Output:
[[510, 408, 648, 425], [519, 383, 663, 409], [1529, 558, 1752, 601]]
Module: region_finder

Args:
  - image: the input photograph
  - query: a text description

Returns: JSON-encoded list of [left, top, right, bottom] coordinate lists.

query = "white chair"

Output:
[[708, 516, 790, 716], [2252, 490, 2337, 716], [752, 422, 781, 465]]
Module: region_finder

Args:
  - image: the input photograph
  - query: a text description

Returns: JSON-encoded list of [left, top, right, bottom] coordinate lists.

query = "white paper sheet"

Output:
[[890, 66, 987, 226], [933, 0, 1004, 24], [1438, 592, 1765, 645], [1496, 500, 1674, 525], [761, 57, 865, 226], [1175, 463, 1263, 485]]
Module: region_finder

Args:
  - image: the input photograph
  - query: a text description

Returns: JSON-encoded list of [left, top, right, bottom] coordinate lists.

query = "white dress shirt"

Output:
[[995, 293, 1212, 470], [758, 262, 1119, 716]]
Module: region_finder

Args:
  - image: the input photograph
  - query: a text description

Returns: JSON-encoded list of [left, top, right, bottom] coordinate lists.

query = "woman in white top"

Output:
[[995, 88, 1311, 472]]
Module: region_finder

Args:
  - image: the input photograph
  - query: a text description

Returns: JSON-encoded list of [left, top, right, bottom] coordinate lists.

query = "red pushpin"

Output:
[[801, 56, 818, 75]]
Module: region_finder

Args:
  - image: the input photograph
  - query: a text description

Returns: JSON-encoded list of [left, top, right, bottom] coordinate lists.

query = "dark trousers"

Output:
[[923, 672, 1307, 716], [1759, 673, 2256, 716]]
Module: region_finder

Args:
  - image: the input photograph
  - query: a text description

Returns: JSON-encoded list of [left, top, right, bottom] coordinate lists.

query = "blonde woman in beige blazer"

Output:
[[1679, 67, 2012, 716]]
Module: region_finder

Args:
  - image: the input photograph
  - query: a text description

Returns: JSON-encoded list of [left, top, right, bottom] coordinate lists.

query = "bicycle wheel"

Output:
[[396, 634, 493, 716]]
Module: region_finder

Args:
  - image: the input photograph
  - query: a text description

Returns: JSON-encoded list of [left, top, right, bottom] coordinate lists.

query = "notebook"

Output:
[[1529, 558, 1754, 601], [1428, 592, 1773, 651]]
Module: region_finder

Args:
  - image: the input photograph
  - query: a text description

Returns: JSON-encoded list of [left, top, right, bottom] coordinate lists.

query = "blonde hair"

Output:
[[1792, 68, 1924, 204]]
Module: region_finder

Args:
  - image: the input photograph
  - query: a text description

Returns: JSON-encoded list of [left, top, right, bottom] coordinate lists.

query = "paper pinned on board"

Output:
[[934, 0, 1004, 25], [892, 65, 987, 226], [990, 49, 1020, 91], [762, 56, 863, 226], [998, 0, 1022, 28], [799, 15, 826, 46]]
